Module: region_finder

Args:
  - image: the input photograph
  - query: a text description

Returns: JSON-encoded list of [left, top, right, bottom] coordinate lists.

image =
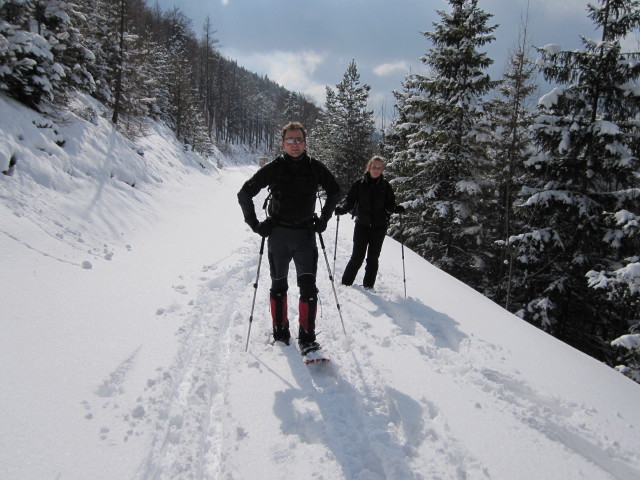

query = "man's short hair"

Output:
[[281, 122, 307, 141]]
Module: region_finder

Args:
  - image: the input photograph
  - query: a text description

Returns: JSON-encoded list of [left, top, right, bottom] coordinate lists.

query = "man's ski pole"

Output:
[[245, 236, 266, 351], [317, 230, 347, 335], [333, 215, 339, 275], [400, 212, 407, 298]]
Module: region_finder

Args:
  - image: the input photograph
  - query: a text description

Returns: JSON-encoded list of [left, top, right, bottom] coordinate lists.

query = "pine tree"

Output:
[[312, 60, 375, 192], [385, 0, 498, 286], [139, 38, 172, 122], [109, 0, 133, 125], [199, 16, 219, 133], [384, 74, 427, 246], [484, 24, 538, 308], [74, 0, 115, 104], [116, 33, 167, 137], [515, 0, 640, 360], [309, 87, 338, 165], [160, 10, 211, 153], [587, 210, 640, 383], [36, 0, 96, 98], [0, 0, 64, 107]]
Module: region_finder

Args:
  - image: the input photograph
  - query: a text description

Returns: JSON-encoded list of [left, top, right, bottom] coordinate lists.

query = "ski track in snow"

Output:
[[4, 96, 640, 480], [83, 220, 640, 480], [111, 232, 480, 480], [328, 278, 488, 479], [132, 239, 259, 479], [355, 267, 640, 480]]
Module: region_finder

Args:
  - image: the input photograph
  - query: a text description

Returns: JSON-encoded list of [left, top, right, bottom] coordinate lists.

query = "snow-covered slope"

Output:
[[1, 94, 639, 480]]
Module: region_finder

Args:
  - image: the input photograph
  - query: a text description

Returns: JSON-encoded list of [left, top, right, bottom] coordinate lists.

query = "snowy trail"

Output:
[[116, 195, 634, 480], [122, 172, 640, 480], [335, 264, 640, 480], [4, 96, 640, 480], [134, 240, 259, 479], [119, 187, 475, 480]]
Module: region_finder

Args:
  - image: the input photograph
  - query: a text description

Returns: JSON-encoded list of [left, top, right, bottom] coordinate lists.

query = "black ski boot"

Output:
[[271, 292, 290, 345]]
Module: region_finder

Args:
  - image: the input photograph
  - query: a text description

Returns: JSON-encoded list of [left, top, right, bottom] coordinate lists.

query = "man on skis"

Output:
[[237, 122, 340, 356]]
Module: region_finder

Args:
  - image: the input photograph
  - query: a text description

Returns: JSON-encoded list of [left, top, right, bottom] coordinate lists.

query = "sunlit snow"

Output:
[[2, 93, 640, 480]]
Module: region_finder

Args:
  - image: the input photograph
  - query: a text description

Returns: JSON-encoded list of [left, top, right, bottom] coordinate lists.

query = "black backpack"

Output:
[[262, 156, 321, 216]]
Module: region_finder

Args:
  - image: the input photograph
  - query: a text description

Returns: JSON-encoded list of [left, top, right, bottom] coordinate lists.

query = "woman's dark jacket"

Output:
[[339, 173, 398, 228]]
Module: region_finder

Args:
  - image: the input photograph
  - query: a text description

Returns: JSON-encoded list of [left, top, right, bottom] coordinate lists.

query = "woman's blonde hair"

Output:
[[365, 156, 384, 173]]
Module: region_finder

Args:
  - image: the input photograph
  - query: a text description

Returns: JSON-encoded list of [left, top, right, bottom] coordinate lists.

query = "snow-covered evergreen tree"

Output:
[[0, 0, 65, 107], [162, 10, 211, 153], [114, 33, 168, 137], [73, 0, 116, 104], [36, 0, 96, 98], [484, 26, 538, 308], [514, 0, 640, 361], [281, 92, 304, 124], [312, 60, 375, 192], [610, 333, 640, 383], [384, 74, 427, 248], [385, 0, 498, 286], [587, 209, 640, 382], [138, 38, 172, 122], [308, 86, 336, 164]]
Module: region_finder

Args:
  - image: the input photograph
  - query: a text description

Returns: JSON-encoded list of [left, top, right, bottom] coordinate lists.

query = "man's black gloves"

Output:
[[334, 205, 348, 216], [394, 205, 406, 214], [313, 216, 328, 233], [254, 218, 274, 237]]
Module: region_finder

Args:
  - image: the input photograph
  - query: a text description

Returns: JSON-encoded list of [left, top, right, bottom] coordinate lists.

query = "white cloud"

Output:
[[373, 61, 410, 77], [222, 48, 328, 105], [304, 84, 329, 107]]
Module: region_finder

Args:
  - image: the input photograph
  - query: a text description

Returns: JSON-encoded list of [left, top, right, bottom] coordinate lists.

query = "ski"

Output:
[[303, 349, 330, 364], [269, 336, 330, 364], [300, 343, 330, 364]]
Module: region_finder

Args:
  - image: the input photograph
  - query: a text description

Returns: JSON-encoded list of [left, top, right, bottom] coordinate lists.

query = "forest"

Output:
[[1, 0, 639, 382], [0, 0, 321, 155]]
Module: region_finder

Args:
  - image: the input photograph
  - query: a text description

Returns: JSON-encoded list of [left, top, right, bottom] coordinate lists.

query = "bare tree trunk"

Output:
[[111, 0, 127, 125]]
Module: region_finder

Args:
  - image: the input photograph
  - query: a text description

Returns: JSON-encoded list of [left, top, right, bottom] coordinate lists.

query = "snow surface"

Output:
[[1, 93, 640, 480]]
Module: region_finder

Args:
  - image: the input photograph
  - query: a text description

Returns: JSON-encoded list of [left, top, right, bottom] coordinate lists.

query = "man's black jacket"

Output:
[[237, 152, 340, 229]]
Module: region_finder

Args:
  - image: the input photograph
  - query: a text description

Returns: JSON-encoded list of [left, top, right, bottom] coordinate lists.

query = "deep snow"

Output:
[[1, 93, 640, 480]]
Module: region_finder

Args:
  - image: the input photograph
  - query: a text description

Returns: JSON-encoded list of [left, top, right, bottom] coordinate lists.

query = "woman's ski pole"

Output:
[[400, 212, 407, 298], [245, 236, 266, 351], [317, 230, 347, 335]]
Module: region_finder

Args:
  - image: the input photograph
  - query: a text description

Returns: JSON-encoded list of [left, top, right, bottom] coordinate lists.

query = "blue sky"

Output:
[[154, 0, 613, 123]]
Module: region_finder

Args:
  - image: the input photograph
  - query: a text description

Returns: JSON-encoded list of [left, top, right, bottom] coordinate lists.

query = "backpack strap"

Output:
[[308, 157, 320, 187], [264, 156, 287, 215]]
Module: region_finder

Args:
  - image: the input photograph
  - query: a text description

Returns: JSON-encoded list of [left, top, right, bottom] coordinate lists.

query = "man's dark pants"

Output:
[[268, 226, 318, 343]]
